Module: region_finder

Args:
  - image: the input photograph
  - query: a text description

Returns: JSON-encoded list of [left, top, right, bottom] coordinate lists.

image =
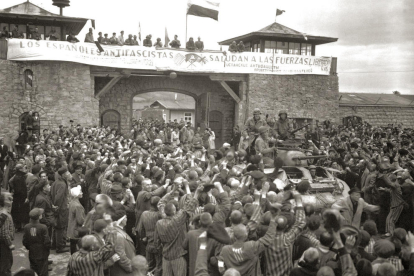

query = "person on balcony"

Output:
[[186, 37, 196, 50], [143, 35, 152, 47], [195, 37, 204, 51], [84, 28, 94, 43], [229, 41, 238, 52], [67, 32, 80, 43], [169, 35, 181, 48], [153, 38, 163, 47], [47, 27, 60, 41], [124, 34, 135, 46]]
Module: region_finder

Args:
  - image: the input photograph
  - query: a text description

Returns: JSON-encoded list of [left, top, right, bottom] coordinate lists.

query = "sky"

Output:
[[1, 0, 413, 94]]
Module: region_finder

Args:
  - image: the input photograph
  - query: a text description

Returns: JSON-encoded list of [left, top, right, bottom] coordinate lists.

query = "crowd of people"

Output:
[[1, 108, 414, 276], [1, 25, 247, 52]]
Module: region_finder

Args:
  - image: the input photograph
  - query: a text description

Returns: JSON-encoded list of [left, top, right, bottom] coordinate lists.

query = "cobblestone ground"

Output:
[[12, 232, 69, 276]]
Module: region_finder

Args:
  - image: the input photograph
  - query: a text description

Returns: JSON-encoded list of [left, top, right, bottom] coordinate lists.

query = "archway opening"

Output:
[[133, 91, 196, 126], [342, 116, 362, 128]]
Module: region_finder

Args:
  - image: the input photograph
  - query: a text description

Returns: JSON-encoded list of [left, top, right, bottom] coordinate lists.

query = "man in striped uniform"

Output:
[[0, 193, 14, 276], [67, 230, 118, 276], [154, 182, 198, 276], [264, 191, 306, 276], [137, 196, 162, 276], [378, 172, 408, 234]]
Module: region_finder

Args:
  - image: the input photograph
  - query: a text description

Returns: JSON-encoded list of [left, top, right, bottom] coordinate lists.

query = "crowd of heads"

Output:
[[1, 109, 414, 276]]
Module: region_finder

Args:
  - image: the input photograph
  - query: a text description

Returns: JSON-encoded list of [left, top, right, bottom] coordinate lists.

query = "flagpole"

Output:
[[185, 14, 188, 43]]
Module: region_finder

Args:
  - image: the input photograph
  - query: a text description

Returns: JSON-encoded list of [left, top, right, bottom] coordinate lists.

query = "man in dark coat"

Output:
[[186, 37, 196, 50], [23, 208, 51, 276], [9, 163, 29, 231], [34, 180, 56, 238], [169, 35, 181, 48], [0, 137, 10, 172], [50, 167, 72, 253], [143, 35, 152, 47]]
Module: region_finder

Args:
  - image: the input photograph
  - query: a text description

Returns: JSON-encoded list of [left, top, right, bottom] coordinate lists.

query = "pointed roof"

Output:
[[0, 1, 58, 16], [0, 1, 90, 35], [150, 100, 195, 110], [219, 22, 337, 46]]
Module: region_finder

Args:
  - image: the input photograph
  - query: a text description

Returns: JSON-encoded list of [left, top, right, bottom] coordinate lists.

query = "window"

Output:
[[265, 41, 277, 53], [301, 43, 312, 56], [289, 42, 300, 55], [252, 41, 260, 52], [24, 69, 33, 89], [276, 42, 288, 54], [184, 112, 192, 123]]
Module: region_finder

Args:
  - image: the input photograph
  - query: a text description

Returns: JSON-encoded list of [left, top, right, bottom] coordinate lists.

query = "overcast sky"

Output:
[[1, 0, 413, 94]]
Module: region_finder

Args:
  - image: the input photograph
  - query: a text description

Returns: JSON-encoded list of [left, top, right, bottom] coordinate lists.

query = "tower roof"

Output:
[[0, 1, 90, 35], [219, 22, 337, 45]]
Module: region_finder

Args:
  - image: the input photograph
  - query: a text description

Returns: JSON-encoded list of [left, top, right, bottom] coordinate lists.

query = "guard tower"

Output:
[[219, 22, 337, 56], [0, 1, 89, 41]]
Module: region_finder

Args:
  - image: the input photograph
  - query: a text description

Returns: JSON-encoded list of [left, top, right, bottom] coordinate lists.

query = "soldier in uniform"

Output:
[[274, 110, 291, 140], [169, 35, 181, 48], [254, 126, 277, 164], [23, 208, 51, 276]]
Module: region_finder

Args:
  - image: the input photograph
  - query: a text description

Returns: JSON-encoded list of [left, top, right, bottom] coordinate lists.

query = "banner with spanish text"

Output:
[[7, 39, 332, 75]]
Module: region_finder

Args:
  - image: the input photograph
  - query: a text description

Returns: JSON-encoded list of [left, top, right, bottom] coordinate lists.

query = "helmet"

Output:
[[253, 108, 261, 115], [278, 110, 287, 116]]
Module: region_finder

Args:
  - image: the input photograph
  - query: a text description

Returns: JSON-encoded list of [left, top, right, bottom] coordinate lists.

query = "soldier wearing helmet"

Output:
[[244, 108, 268, 144], [274, 110, 291, 140], [254, 126, 277, 161]]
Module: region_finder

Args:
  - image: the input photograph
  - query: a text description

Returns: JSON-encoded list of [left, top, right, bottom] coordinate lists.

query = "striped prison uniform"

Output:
[[381, 174, 406, 234], [155, 191, 198, 276], [66, 231, 115, 276], [138, 209, 163, 276], [218, 220, 277, 276], [264, 206, 306, 276]]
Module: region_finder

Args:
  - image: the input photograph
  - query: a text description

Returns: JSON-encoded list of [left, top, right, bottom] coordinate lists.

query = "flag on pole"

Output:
[[138, 22, 141, 42], [276, 9, 285, 16], [187, 0, 220, 21], [164, 27, 170, 47]]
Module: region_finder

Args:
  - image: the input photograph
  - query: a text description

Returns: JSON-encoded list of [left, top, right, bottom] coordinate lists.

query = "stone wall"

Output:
[[339, 105, 414, 127], [0, 60, 98, 140], [97, 75, 235, 144], [247, 74, 339, 123]]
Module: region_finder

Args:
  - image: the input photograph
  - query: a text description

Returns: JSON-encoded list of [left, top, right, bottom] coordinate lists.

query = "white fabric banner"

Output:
[[7, 39, 332, 75]]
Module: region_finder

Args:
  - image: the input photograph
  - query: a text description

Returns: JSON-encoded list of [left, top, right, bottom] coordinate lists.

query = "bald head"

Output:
[[317, 266, 335, 276], [276, 216, 288, 231], [200, 212, 213, 228], [223, 268, 241, 276], [230, 210, 243, 225], [81, 235, 98, 251], [132, 255, 148, 275], [377, 263, 396, 276], [303, 247, 320, 266], [233, 224, 248, 241]]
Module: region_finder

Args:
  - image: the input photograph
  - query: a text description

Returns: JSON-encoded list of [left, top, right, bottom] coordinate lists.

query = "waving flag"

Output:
[[187, 0, 220, 21], [164, 27, 170, 47], [276, 9, 285, 16]]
